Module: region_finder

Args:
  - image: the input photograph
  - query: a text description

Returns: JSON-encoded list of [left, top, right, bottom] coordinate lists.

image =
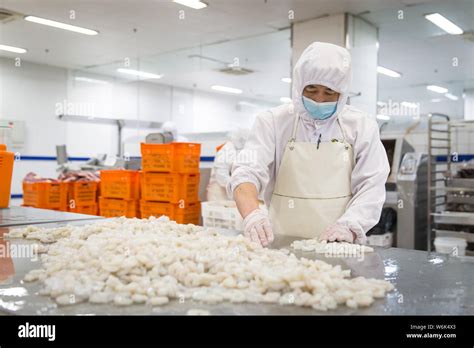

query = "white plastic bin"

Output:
[[202, 200, 244, 230], [0, 124, 12, 149], [434, 237, 467, 256], [366, 232, 393, 247], [202, 201, 268, 231]]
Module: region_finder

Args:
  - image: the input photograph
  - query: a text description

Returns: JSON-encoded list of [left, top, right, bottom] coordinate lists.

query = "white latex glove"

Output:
[[319, 222, 356, 243], [242, 209, 274, 247]]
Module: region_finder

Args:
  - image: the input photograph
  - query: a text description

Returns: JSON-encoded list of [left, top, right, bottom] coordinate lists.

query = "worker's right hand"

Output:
[[242, 209, 274, 247]]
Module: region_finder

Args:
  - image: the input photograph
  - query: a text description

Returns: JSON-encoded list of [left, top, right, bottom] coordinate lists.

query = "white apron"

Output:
[[269, 113, 354, 239]]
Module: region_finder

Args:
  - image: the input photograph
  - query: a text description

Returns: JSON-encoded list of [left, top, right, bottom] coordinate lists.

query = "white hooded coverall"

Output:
[[207, 142, 239, 201], [228, 42, 390, 243], [207, 129, 249, 201]]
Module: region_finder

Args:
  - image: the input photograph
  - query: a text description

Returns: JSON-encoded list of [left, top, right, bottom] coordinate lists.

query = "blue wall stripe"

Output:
[[16, 154, 474, 165], [436, 154, 474, 162], [16, 154, 474, 168], [19, 156, 91, 161], [200, 156, 215, 162], [11, 154, 215, 199], [10, 154, 473, 199], [16, 155, 215, 162]]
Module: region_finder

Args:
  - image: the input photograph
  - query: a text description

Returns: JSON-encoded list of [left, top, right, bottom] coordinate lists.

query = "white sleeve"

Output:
[[336, 117, 390, 244], [228, 111, 275, 200], [214, 143, 236, 187]]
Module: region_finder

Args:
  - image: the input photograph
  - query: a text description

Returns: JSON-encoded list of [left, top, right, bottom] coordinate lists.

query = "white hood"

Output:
[[292, 42, 352, 120], [228, 128, 249, 150], [161, 121, 178, 140]]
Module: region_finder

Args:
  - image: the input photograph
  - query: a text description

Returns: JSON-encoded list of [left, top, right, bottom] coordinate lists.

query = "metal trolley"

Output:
[[428, 113, 474, 254]]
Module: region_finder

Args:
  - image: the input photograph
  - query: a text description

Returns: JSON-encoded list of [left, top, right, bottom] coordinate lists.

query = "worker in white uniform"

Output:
[[229, 42, 390, 247], [206, 129, 249, 201], [161, 121, 188, 142]]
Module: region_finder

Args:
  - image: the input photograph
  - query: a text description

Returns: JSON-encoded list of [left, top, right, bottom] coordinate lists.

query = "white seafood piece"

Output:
[[291, 239, 374, 254], [293, 292, 312, 306], [262, 292, 281, 303], [89, 292, 113, 304], [353, 292, 375, 307], [24, 269, 46, 282], [148, 296, 169, 306], [55, 294, 74, 306], [5, 226, 38, 239], [222, 277, 237, 289], [229, 291, 246, 303], [131, 294, 148, 304], [16, 217, 392, 311], [114, 294, 133, 306]]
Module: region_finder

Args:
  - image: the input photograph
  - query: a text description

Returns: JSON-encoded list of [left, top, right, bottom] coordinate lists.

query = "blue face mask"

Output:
[[302, 96, 337, 120]]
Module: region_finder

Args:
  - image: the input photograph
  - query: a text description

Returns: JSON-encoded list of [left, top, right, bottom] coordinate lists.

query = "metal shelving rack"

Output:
[[428, 113, 474, 254], [427, 113, 451, 251]]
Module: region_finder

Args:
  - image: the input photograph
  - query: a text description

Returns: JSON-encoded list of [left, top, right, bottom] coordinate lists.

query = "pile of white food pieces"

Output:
[[6, 216, 393, 311], [291, 239, 374, 254]]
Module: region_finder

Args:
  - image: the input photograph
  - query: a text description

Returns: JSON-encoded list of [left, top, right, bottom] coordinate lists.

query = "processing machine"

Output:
[[368, 136, 429, 250]]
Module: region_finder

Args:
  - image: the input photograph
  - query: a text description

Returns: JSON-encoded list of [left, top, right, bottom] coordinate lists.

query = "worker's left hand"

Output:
[[242, 208, 274, 247], [319, 223, 356, 243]]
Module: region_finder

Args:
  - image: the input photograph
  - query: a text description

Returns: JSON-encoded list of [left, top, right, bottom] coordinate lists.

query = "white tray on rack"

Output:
[[432, 211, 474, 225]]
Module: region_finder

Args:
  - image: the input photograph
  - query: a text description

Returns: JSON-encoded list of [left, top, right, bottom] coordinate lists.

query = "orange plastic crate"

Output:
[[174, 201, 201, 225], [141, 142, 201, 173], [100, 170, 140, 199], [23, 182, 68, 209], [140, 200, 201, 224], [68, 181, 98, 206], [140, 200, 173, 220], [141, 172, 200, 203], [69, 203, 98, 215], [99, 197, 140, 218]]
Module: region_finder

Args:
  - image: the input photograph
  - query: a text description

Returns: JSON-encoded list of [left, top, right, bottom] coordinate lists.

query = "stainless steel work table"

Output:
[[0, 206, 103, 227], [0, 218, 473, 315]]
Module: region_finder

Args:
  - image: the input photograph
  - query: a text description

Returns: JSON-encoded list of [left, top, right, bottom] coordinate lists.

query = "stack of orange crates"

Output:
[[140, 142, 201, 224], [99, 170, 140, 218], [23, 181, 69, 211], [67, 181, 99, 215]]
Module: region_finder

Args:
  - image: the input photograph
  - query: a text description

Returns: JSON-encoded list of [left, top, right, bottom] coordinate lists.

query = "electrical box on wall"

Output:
[[0, 119, 26, 149]]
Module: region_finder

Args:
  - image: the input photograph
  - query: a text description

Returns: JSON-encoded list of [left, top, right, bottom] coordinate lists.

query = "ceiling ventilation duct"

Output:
[[188, 54, 254, 75], [0, 8, 22, 23], [218, 65, 254, 75], [461, 32, 474, 42]]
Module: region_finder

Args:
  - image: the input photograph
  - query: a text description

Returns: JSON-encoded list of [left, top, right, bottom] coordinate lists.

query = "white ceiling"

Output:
[[0, 0, 409, 68], [0, 0, 473, 114], [361, 0, 474, 119]]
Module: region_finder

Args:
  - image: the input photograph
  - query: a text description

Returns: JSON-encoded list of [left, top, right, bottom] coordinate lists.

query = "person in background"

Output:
[[229, 41, 390, 247], [206, 129, 249, 201], [161, 121, 188, 142]]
